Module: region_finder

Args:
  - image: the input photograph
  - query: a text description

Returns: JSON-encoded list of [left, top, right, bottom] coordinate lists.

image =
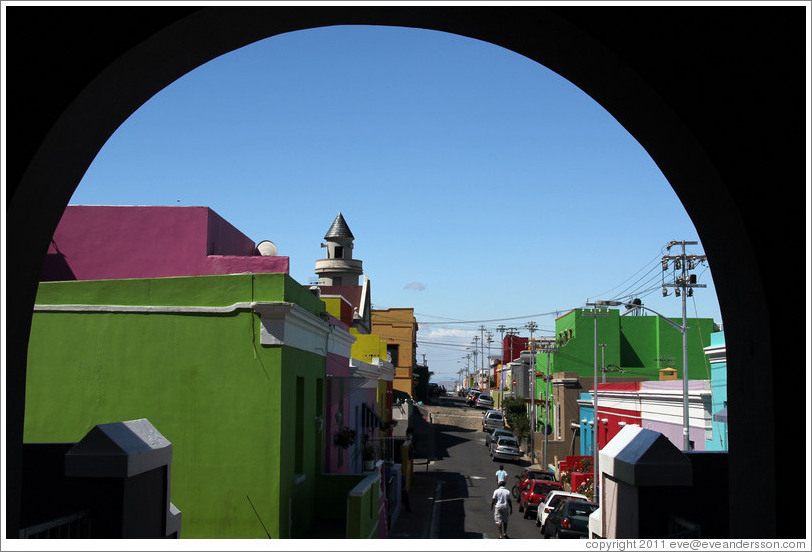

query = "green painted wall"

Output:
[[25, 273, 327, 538], [543, 308, 715, 380]]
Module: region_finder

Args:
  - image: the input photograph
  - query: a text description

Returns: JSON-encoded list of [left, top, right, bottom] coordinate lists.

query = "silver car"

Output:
[[490, 436, 521, 462], [481, 410, 505, 431], [476, 394, 495, 409], [485, 427, 514, 447]]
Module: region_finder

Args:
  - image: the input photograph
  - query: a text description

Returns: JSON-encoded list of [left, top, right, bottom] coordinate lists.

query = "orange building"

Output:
[[371, 308, 418, 397]]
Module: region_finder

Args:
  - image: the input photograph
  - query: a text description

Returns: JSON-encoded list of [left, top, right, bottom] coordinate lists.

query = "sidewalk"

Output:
[[388, 404, 439, 539], [388, 470, 439, 538]]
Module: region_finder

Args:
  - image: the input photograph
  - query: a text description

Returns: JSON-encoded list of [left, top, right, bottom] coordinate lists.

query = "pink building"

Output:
[[592, 380, 713, 452], [41, 205, 288, 281]]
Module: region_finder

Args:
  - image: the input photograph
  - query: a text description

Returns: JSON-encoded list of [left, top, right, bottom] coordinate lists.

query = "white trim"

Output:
[[253, 302, 331, 355], [350, 358, 380, 388], [35, 301, 349, 357], [372, 358, 395, 381], [327, 324, 356, 358], [703, 344, 727, 364], [34, 302, 256, 314]]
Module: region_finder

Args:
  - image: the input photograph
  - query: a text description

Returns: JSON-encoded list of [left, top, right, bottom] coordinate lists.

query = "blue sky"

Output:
[[68, 24, 721, 386]]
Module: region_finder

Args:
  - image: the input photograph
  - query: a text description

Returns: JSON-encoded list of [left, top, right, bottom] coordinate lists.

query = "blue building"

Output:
[[704, 331, 728, 451], [577, 392, 595, 457]]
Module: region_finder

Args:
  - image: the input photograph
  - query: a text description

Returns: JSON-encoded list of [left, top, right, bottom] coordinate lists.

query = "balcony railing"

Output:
[[20, 510, 91, 538]]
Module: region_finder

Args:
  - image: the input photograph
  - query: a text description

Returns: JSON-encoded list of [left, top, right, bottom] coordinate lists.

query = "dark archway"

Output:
[[6, 6, 805, 538]]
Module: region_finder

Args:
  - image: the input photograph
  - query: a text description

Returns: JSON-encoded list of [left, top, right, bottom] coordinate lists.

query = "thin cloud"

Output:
[[404, 282, 426, 291]]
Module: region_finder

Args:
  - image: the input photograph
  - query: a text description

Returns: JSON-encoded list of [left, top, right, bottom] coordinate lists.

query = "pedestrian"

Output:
[[495, 464, 508, 486], [490, 480, 513, 538]]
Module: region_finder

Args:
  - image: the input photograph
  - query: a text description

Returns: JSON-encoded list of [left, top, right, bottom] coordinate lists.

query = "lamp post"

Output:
[[596, 299, 690, 451]]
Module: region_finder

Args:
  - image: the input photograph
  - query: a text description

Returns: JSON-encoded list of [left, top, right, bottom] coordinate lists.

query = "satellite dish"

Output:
[[257, 240, 278, 256]]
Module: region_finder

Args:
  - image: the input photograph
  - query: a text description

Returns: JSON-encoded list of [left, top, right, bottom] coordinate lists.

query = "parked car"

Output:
[[490, 435, 521, 462], [484, 427, 514, 447], [481, 410, 505, 431], [519, 480, 565, 518], [466, 390, 482, 406], [475, 394, 495, 409], [536, 491, 588, 530], [512, 468, 558, 500], [542, 499, 599, 539]]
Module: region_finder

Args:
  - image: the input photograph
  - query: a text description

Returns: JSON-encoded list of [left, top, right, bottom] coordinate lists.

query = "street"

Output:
[[421, 396, 544, 539]]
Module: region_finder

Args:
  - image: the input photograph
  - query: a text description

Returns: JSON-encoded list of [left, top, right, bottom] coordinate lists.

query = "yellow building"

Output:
[[371, 308, 418, 397]]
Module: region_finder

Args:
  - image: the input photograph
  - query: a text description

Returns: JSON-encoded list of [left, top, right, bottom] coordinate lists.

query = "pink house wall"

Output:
[[324, 313, 352, 474], [41, 205, 288, 281]]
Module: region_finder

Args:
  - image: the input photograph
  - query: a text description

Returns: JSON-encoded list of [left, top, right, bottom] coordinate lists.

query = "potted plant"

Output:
[[334, 426, 356, 449]]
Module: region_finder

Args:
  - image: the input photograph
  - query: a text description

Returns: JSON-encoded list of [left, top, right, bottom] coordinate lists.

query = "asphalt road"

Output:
[[423, 396, 544, 540]]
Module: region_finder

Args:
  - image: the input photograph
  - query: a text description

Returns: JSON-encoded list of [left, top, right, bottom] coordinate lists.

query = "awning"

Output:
[[713, 407, 728, 423]]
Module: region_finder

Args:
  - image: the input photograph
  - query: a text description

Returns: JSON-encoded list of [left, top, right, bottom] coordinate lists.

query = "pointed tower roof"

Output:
[[324, 212, 354, 240]]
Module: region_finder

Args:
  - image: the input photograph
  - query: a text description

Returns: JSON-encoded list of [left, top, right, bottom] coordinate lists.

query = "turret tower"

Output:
[[315, 213, 363, 286]]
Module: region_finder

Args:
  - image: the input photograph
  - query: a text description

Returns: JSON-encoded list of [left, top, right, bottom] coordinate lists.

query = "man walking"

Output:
[[495, 465, 508, 486], [490, 480, 513, 538]]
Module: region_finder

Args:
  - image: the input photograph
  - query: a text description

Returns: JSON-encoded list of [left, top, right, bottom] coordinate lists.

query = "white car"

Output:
[[536, 490, 589, 531]]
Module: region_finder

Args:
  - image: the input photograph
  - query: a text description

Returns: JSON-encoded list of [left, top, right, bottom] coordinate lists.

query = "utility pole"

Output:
[[479, 325, 486, 391], [583, 303, 610, 505], [525, 321, 538, 349], [599, 343, 607, 383], [495, 325, 506, 392], [540, 344, 557, 470], [662, 240, 707, 451], [471, 337, 479, 389], [486, 331, 493, 391], [507, 327, 518, 364]]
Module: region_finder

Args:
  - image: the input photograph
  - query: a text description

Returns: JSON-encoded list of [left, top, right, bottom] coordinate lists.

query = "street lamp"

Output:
[[596, 300, 690, 451]]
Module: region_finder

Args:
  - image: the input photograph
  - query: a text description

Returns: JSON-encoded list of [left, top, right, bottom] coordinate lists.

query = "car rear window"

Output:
[[488, 413, 503, 419], [532, 482, 563, 493], [569, 503, 599, 516], [549, 495, 584, 508]]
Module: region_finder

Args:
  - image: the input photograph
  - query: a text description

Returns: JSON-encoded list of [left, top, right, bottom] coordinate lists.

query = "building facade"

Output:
[[547, 308, 716, 381], [26, 205, 395, 538], [704, 331, 728, 451], [370, 308, 419, 397], [26, 273, 340, 538]]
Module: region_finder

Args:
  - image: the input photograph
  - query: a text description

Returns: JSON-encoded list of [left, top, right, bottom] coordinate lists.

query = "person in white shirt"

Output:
[[495, 465, 508, 486], [490, 480, 513, 538]]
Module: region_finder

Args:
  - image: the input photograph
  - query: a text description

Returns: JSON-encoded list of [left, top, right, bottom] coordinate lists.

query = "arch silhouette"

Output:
[[6, 7, 805, 538]]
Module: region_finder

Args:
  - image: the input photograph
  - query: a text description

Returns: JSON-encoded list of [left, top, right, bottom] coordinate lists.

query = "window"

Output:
[[386, 344, 399, 366], [334, 246, 343, 259]]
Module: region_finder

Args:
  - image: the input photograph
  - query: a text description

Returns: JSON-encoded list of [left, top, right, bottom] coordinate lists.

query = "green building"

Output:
[[25, 273, 340, 538], [538, 307, 715, 381], [534, 308, 716, 427]]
